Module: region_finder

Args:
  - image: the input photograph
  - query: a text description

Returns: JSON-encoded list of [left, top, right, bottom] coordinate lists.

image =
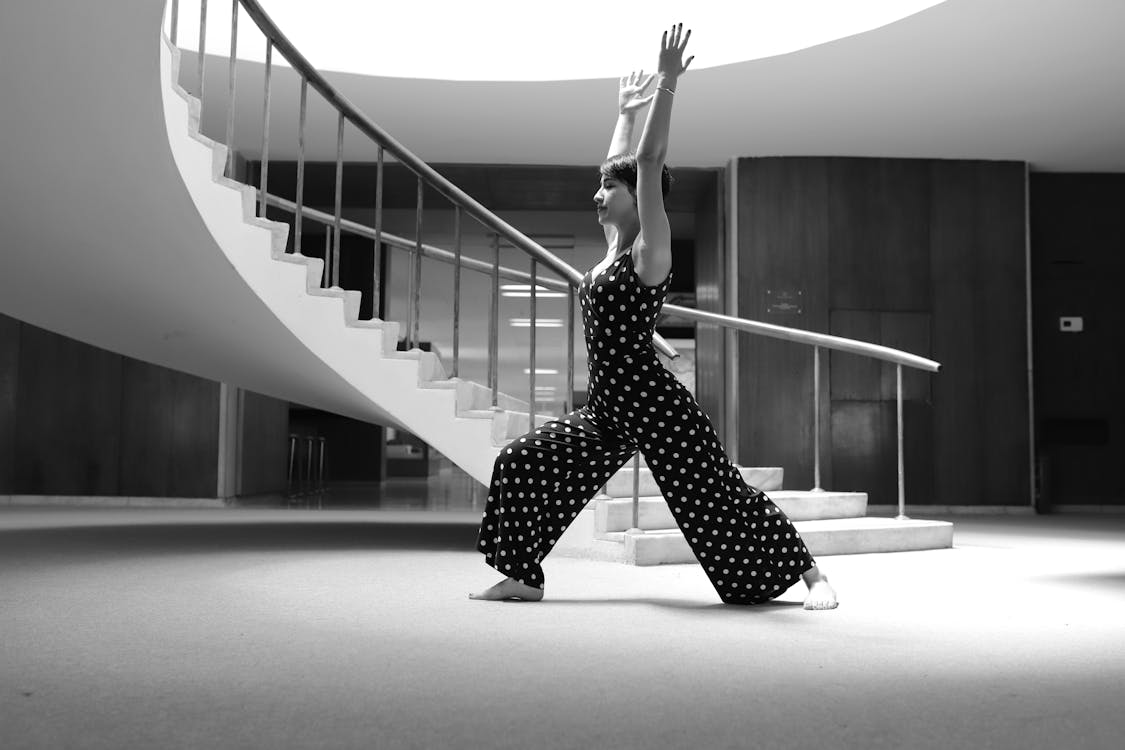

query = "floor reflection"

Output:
[[247, 457, 485, 512]]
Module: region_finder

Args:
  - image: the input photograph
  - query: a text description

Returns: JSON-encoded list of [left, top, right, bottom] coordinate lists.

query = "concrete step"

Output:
[[574, 516, 953, 565], [595, 490, 868, 533], [604, 465, 783, 498]]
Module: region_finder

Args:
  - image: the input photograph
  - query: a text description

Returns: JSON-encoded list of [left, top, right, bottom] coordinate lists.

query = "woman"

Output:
[[470, 24, 837, 610]]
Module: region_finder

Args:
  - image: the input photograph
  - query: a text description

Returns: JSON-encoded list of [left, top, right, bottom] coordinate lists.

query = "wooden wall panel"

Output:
[[694, 170, 725, 433], [168, 373, 221, 497], [831, 401, 934, 505], [0, 314, 19, 492], [14, 324, 123, 495], [930, 160, 1029, 506], [118, 357, 172, 496], [3, 317, 224, 499], [1029, 174, 1125, 506], [239, 390, 288, 497], [828, 159, 932, 311], [735, 156, 1026, 506], [737, 158, 831, 486]]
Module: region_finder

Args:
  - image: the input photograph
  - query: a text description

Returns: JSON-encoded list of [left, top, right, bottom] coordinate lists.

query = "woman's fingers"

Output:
[[682, 28, 691, 50]]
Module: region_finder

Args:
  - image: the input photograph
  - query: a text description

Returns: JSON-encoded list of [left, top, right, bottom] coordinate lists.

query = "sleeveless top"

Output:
[[579, 249, 673, 379]]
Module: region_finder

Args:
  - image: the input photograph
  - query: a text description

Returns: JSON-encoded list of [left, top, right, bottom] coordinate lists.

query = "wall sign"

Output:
[[766, 288, 804, 315]]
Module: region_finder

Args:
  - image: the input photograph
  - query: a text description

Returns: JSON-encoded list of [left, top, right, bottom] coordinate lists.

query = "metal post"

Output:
[[896, 364, 908, 520], [372, 145, 384, 318], [812, 345, 823, 491], [258, 39, 272, 218], [412, 177, 424, 348], [452, 207, 462, 378], [331, 111, 344, 288], [287, 433, 298, 503], [294, 77, 307, 255], [304, 436, 314, 501], [631, 452, 641, 530], [197, 0, 207, 102], [317, 436, 327, 510], [224, 0, 238, 178], [529, 258, 537, 428], [489, 234, 500, 408]]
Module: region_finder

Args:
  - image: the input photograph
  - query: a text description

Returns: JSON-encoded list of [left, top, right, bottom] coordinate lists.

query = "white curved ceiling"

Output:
[[189, 0, 1125, 172], [180, 0, 947, 81]]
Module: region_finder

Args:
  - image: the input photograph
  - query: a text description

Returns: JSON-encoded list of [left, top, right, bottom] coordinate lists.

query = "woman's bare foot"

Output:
[[468, 577, 544, 601], [801, 565, 839, 610]]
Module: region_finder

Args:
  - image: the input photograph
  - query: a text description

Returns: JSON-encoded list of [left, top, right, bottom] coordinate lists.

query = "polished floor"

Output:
[[2, 492, 1124, 749]]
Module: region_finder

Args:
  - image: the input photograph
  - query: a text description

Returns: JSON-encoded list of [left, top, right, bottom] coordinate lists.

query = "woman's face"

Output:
[[593, 176, 637, 227]]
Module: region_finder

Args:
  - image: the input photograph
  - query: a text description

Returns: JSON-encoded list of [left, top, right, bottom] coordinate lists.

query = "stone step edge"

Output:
[[595, 517, 955, 563], [595, 491, 870, 533]]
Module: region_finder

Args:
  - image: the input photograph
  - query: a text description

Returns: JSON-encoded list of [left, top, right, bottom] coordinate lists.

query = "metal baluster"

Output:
[[373, 145, 384, 318], [412, 177, 424, 348], [566, 285, 575, 413], [317, 436, 327, 510], [631, 453, 641, 530], [294, 77, 307, 255], [304, 436, 314, 501], [529, 258, 537, 428], [331, 111, 344, 288], [224, 0, 238, 178], [452, 207, 462, 378], [258, 39, 272, 218], [896, 364, 908, 520], [170, 0, 179, 45], [812, 345, 823, 491], [197, 0, 207, 102], [286, 433, 297, 503], [489, 233, 500, 408], [324, 231, 331, 288]]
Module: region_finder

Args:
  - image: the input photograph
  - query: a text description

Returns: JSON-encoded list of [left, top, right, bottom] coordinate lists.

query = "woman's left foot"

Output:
[[468, 577, 544, 601], [803, 578, 838, 610]]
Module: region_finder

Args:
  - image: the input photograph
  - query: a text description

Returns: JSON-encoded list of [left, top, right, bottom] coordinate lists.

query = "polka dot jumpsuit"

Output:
[[476, 249, 817, 604]]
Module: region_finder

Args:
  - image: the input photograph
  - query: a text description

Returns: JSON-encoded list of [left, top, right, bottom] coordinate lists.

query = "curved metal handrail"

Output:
[[262, 191, 942, 373]]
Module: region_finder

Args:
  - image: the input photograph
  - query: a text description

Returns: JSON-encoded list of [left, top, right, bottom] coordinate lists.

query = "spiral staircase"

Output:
[[0, 0, 952, 562]]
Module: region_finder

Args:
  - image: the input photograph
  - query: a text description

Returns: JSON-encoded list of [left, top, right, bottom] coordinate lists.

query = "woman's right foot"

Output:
[[468, 577, 544, 601]]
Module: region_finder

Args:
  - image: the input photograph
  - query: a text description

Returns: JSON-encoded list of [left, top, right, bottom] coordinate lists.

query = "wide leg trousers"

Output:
[[475, 368, 816, 604]]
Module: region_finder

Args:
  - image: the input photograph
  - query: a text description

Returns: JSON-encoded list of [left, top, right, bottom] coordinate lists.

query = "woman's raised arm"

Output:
[[606, 70, 654, 160], [633, 24, 693, 286]]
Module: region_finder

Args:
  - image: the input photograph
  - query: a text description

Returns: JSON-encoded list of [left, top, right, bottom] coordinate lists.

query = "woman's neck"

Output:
[[612, 224, 640, 257]]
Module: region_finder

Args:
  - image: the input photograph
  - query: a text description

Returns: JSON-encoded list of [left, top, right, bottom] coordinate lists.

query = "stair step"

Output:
[[579, 517, 953, 565], [595, 490, 868, 533], [604, 465, 783, 498], [457, 408, 561, 445]]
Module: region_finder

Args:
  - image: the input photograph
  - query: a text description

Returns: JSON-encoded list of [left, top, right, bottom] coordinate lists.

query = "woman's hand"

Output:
[[618, 70, 655, 115], [657, 23, 694, 82]]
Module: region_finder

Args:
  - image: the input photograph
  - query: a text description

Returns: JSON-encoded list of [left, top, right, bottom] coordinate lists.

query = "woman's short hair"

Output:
[[599, 153, 673, 199]]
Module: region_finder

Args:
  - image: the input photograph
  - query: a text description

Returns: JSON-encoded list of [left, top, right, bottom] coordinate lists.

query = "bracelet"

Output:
[[658, 86, 676, 96]]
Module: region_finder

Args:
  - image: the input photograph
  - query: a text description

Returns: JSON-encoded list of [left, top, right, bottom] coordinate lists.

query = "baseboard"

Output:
[[0, 495, 227, 509], [866, 504, 1035, 515]]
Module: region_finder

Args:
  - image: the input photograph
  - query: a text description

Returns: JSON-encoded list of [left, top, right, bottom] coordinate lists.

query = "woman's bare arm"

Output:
[[633, 24, 693, 286], [603, 71, 654, 244]]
